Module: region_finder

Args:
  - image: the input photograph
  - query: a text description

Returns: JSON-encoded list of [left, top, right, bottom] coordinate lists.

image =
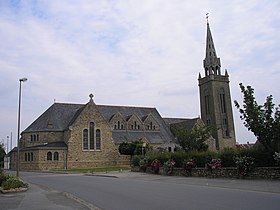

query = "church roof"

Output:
[[21, 142, 67, 150], [23, 102, 175, 144], [24, 103, 85, 132], [163, 117, 200, 129]]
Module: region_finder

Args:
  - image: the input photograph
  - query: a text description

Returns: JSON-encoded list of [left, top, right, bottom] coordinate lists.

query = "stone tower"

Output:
[[198, 21, 236, 150]]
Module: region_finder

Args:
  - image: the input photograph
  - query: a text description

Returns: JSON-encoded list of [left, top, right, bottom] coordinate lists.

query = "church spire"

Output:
[[203, 18, 221, 76]]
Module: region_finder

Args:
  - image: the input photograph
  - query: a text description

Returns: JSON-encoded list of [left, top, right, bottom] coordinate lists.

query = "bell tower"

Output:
[[198, 19, 236, 150]]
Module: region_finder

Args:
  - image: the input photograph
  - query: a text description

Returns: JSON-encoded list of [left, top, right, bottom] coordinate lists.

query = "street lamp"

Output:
[[142, 142, 146, 156], [17, 77, 27, 177]]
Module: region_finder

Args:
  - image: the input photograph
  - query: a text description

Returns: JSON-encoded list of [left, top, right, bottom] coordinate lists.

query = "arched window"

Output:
[[83, 129, 88, 150], [117, 121, 120, 129], [47, 152, 52, 160], [28, 153, 31, 161], [25, 153, 27, 161], [37, 134, 39, 141], [31, 152, 34, 161], [31, 135, 33, 142], [219, 88, 227, 113], [33, 134, 36, 141], [90, 122, 95, 150], [96, 129, 101, 150], [54, 152, 59, 161]]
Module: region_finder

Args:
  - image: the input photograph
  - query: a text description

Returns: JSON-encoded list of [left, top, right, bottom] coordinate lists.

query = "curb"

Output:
[[84, 173, 119, 178], [0, 187, 28, 194]]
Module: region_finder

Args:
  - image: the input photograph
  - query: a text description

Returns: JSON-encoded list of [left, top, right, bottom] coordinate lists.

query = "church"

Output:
[[7, 21, 236, 170]]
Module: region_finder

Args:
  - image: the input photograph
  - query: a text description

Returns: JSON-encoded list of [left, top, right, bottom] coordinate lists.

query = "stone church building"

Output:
[[8, 22, 236, 170]]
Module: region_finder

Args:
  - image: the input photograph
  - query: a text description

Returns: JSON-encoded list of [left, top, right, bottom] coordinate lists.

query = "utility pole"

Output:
[[10, 132, 12, 151], [7, 135, 9, 153]]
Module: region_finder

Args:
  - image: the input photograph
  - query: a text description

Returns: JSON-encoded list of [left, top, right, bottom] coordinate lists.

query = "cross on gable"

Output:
[[89, 93, 94, 101]]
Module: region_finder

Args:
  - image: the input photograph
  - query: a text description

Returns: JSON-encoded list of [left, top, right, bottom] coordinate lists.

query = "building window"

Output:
[[25, 153, 27, 161], [205, 95, 210, 115], [96, 129, 101, 150], [31, 135, 33, 142], [83, 129, 89, 150], [54, 152, 59, 161], [31, 152, 34, 161], [90, 122, 95, 150], [28, 153, 31, 161], [37, 134, 39, 141], [219, 89, 227, 113], [47, 152, 52, 160], [222, 118, 229, 137]]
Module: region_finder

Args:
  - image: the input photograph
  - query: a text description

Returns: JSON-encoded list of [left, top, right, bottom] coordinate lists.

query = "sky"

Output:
[[1, 0, 280, 152]]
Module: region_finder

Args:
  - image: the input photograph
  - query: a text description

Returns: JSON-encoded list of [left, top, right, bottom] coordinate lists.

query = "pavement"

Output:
[[1, 171, 280, 210], [0, 182, 97, 210]]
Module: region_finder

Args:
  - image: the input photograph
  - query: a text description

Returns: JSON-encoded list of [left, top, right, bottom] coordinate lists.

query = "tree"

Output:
[[119, 141, 152, 156], [234, 83, 280, 152], [0, 143, 6, 168], [171, 125, 211, 152], [118, 142, 136, 156]]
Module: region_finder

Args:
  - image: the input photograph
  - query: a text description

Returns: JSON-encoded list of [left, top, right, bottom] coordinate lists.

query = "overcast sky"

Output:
[[1, 0, 280, 152]]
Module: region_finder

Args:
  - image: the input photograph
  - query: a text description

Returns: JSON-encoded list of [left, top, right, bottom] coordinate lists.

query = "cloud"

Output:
[[1, 0, 280, 147]]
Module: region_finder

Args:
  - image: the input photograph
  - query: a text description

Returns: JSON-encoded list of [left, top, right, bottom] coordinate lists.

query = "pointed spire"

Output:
[[203, 16, 221, 77], [198, 72, 201, 79], [205, 22, 218, 59]]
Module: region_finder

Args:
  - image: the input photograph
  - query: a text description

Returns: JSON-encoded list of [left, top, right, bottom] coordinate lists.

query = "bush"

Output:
[[219, 148, 236, 167], [235, 156, 254, 176], [131, 156, 141, 166], [1, 177, 28, 190], [0, 173, 13, 186], [239, 148, 274, 167], [188, 151, 218, 167]]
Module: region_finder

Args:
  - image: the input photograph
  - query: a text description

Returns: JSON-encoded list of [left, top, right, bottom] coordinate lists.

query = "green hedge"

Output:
[[131, 147, 277, 168]]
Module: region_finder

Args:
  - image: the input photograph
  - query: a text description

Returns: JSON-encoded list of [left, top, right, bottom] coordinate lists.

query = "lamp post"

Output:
[[17, 78, 27, 177], [142, 142, 146, 156]]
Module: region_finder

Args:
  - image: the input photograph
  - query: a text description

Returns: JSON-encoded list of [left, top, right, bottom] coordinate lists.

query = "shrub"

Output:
[[235, 156, 254, 176], [183, 159, 196, 174], [131, 156, 141, 166], [240, 148, 274, 167], [274, 152, 280, 166], [170, 151, 189, 167], [188, 151, 218, 167], [0, 173, 13, 186], [219, 148, 236, 167], [1, 177, 28, 190]]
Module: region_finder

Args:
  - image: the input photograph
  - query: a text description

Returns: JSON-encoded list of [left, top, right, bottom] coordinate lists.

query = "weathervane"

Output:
[[206, 13, 209, 23]]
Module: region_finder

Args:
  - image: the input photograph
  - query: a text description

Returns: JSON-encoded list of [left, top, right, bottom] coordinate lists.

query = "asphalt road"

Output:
[[18, 171, 280, 210]]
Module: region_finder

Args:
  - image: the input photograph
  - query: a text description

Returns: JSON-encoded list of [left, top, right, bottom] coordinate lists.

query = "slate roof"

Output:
[[24, 103, 84, 132], [21, 142, 67, 151], [163, 117, 200, 130], [23, 102, 176, 145], [97, 105, 175, 144]]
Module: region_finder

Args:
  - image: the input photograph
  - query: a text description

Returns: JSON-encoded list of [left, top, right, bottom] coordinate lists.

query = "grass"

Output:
[[55, 166, 131, 173]]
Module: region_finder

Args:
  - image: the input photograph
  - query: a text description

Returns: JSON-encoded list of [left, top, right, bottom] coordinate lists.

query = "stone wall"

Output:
[[132, 167, 280, 180], [66, 101, 122, 169], [21, 131, 64, 148]]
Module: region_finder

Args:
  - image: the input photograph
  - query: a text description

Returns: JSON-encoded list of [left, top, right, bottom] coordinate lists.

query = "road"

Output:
[[18, 171, 280, 210]]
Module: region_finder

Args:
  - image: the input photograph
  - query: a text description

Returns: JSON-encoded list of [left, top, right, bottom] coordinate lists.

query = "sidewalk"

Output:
[[0, 183, 97, 210]]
